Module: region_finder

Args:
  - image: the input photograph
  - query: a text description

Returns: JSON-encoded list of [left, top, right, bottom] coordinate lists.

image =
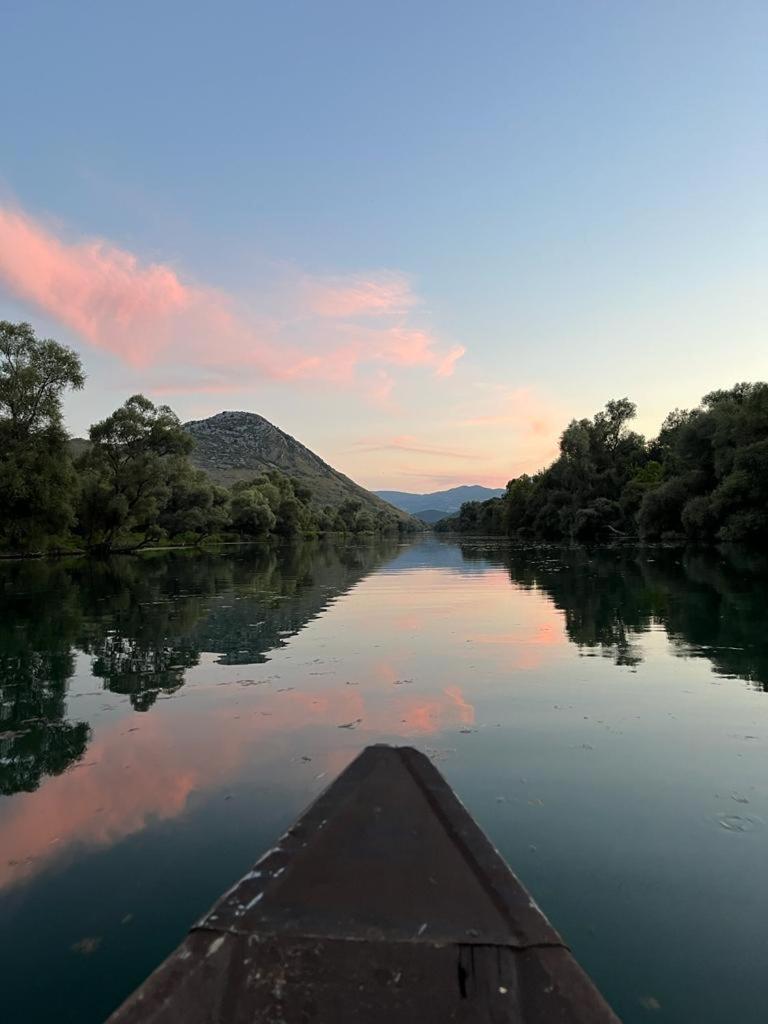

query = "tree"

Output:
[[0, 321, 84, 437], [158, 465, 230, 543], [76, 395, 193, 552], [230, 484, 277, 537], [228, 472, 320, 538], [482, 399, 648, 541], [593, 398, 637, 452], [639, 384, 768, 542], [0, 321, 85, 552], [447, 385, 768, 546]]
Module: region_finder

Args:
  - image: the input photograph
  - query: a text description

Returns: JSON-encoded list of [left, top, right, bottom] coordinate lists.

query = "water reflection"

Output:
[[0, 563, 90, 795], [457, 543, 768, 690], [1, 539, 768, 1024], [0, 538, 400, 795], [3, 541, 767, 802]]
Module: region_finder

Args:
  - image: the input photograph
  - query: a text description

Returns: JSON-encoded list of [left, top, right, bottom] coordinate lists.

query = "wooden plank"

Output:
[[107, 745, 620, 1022]]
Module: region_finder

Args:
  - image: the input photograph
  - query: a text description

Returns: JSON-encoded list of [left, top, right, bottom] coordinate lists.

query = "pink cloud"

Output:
[[366, 369, 396, 407], [460, 387, 558, 436], [435, 345, 466, 377], [372, 327, 464, 376], [0, 208, 191, 366], [393, 468, 508, 487], [305, 272, 416, 317], [0, 203, 463, 392], [353, 435, 478, 459]]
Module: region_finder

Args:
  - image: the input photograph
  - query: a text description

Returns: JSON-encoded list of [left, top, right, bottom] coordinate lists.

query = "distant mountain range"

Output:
[[185, 411, 414, 525], [375, 485, 505, 521]]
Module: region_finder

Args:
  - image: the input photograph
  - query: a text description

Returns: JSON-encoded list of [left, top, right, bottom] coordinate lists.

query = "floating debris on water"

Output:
[[71, 937, 101, 955], [425, 748, 454, 763], [718, 815, 758, 833], [639, 995, 661, 1011]]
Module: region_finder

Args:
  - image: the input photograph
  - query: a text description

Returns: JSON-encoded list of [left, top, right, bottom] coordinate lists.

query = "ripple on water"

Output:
[[717, 815, 761, 833]]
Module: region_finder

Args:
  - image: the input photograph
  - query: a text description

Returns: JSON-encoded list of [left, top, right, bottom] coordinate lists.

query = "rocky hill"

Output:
[[185, 411, 414, 525]]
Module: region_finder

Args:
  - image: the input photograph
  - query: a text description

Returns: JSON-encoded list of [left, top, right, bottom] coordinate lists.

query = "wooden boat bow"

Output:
[[106, 744, 620, 1022]]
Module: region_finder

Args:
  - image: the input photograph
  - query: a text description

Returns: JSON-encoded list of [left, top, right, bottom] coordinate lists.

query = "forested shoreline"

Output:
[[0, 321, 411, 557], [5, 319, 767, 555], [437, 388, 768, 544]]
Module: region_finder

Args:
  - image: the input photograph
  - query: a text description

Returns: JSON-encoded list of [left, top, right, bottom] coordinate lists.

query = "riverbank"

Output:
[[0, 528, 421, 562]]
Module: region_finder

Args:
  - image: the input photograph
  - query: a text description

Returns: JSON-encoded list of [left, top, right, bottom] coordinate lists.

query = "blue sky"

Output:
[[1, 0, 766, 489]]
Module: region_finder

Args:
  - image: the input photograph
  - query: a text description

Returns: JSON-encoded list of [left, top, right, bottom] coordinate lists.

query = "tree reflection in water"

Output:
[[0, 537, 400, 794], [3, 539, 767, 798], [458, 543, 768, 690], [0, 562, 90, 794]]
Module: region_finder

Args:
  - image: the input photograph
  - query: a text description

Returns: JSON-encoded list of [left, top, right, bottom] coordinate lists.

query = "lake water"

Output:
[[2, 538, 767, 1022]]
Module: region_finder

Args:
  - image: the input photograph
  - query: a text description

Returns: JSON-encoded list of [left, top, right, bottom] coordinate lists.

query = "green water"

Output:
[[1, 538, 767, 1022]]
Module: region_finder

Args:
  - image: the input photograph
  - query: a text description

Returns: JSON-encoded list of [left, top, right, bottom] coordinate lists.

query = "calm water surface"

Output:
[[2, 538, 768, 1022]]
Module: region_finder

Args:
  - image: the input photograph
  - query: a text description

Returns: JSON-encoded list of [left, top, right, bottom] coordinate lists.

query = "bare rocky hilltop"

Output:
[[185, 411, 414, 524]]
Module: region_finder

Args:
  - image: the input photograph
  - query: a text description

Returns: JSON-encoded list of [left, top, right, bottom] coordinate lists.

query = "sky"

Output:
[[1, 0, 766, 491]]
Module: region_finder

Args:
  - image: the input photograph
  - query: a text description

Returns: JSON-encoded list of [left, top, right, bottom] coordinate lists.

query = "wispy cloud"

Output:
[[393, 468, 508, 487], [303, 271, 416, 317], [459, 387, 557, 436], [0, 203, 464, 395], [352, 435, 478, 460]]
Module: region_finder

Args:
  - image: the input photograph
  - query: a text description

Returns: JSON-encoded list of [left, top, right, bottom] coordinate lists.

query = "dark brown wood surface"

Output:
[[106, 744, 620, 1023]]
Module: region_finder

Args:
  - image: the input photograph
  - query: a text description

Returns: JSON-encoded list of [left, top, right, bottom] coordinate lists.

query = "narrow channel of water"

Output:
[[1, 538, 767, 1022]]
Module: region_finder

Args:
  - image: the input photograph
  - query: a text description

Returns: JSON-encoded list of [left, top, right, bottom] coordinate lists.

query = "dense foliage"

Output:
[[0, 321, 85, 551], [437, 387, 768, 544], [0, 322, 408, 555]]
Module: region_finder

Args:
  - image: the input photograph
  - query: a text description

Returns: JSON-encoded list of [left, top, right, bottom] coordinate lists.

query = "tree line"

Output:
[[0, 321, 408, 555], [436, 387, 768, 544]]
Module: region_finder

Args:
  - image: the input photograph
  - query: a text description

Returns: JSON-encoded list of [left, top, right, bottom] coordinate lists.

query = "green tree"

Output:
[[0, 321, 84, 437], [76, 395, 193, 552], [230, 483, 278, 537], [639, 384, 768, 542], [446, 385, 768, 547], [158, 465, 230, 543], [0, 321, 85, 552]]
